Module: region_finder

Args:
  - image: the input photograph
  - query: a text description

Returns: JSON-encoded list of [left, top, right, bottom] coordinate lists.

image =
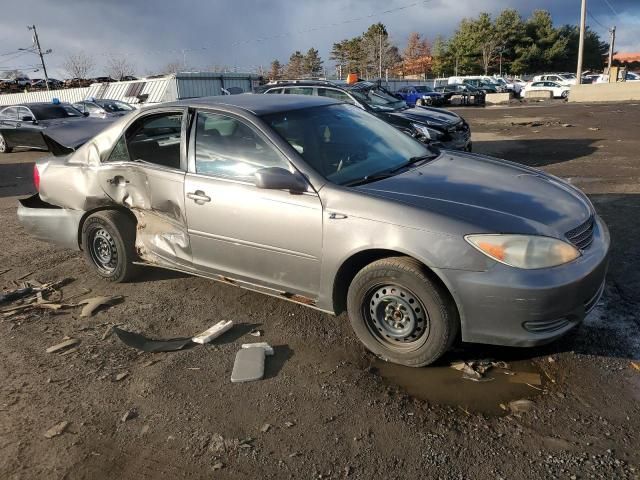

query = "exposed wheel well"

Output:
[[77, 206, 138, 250], [332, 249, 459, 319]]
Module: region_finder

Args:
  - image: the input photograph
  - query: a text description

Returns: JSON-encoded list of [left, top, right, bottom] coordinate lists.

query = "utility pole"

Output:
[[607, 26, 616, 74], [27, 25, 51, 92], [576, 0, 587, 82], [378, 31, 383, 79]]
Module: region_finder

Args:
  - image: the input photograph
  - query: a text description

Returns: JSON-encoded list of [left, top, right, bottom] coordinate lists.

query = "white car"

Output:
[[532, 74, 577, 86], [522, 81, 570, 99]]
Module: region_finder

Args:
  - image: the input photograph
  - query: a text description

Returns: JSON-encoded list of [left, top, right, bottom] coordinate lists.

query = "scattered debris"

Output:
[[78, 296, 123, 317], [242, 342, 275, 356], [231, 347, 266, 383], [260, 423, 272, 433], [631, 361, 640, 372], [46, 338, 80, 354], [0, 286, 34, 304], [547, 356, 556, 363], [562, 123, 573, 127], [284, 421, 295, 428], [508, 399, 535, 413], [114, 372, 129, 382], [121, 409, 137, 422], [211, 462, 224, 471], [44, 421, 69, 438], [191, 320, 233, 344], [588, 127, 600, 131], [450, 360, 508, 381], [249, 329, 263, 337], [113, 327, 194, 353]]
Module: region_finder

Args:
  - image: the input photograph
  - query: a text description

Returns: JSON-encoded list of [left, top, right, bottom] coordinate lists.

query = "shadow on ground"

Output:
[[473, 138, 601, 167]]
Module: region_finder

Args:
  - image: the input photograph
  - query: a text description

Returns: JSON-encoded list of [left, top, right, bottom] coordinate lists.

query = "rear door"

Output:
[[0, 107, 19, 146], [183, 109, 323, 298], [97, 107, 192, 268]]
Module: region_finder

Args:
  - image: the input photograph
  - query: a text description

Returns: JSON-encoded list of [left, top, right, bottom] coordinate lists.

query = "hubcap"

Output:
[[89, 228, 117, 274], [366, 284, 429, 350]]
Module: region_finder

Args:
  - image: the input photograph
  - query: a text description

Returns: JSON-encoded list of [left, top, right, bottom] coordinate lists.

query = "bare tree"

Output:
[[160, 61, 183, 75], [62, 52, 95, 79], [105, 54, 136, 80]]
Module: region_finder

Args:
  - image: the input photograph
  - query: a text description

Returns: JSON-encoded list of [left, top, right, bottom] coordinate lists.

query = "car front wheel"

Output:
[[81, 210, 140, 282], [347, 257, 458, 367], [0, 133, 12, 153]]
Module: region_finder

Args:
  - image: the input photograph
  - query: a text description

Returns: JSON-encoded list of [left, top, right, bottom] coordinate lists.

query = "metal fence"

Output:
[[0, 87, 90, 106]]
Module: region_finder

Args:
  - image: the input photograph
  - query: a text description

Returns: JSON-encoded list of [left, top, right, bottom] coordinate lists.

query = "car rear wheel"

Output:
[[347, 257, 458, 367], [81, 210, 140, 283], [0, 133, 12, 153], [561, 90, 569, 99]]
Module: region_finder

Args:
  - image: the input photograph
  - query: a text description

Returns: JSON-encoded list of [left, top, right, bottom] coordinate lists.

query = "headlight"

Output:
[[465, 234, 580, 269], [411, 123, 443, 140]]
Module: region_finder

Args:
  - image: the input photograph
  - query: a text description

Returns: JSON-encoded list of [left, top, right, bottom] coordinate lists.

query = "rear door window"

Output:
[[317, 88, 356, 105], [284, 87, 314, 95], [0, 107, 18, 120]]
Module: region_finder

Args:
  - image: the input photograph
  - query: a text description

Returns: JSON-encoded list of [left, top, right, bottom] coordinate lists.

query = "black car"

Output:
[[259, 80, 471, 151], [434, 84, 486, 105], [0, 102, 112, 153]]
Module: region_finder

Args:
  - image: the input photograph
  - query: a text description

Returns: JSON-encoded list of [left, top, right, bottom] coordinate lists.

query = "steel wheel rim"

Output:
[[89, 227, 118, 274], [0, 134, 5, 152], [364, 284, 430, 352]]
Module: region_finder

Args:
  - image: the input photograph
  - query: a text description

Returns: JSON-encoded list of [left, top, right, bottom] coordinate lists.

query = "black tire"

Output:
[[0, 133, 12, 153], [347, 257, 458, 367], [81, 210, 140, 282], [561, 90, 569, 99]]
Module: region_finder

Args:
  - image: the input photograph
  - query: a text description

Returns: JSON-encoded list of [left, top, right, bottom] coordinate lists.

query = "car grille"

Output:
[[565, 216, 595, 250]]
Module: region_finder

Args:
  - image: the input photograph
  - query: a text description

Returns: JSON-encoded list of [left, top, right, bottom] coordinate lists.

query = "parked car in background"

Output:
[[260, 80, 471, 151], [533, 74, 577, 86], [73, 98, 135, 118], [17, 94, 610, 367], [492, 76, 521, 94], [13, 76, 31, 87], [395, 85, 446, 107], [522, 81, 571, 99], [30, 78, 64, 89], [434, 83, 486, 105], [0, 101, 112, 153]]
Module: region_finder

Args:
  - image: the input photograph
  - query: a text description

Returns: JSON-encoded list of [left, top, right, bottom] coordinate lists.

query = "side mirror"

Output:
[[254, 167, 308, 193], [21, 115, 34, 122], [82, 111, 90, 117]]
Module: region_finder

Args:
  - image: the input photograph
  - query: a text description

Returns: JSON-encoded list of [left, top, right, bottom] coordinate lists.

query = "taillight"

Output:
[[33, 164, 40, 191]]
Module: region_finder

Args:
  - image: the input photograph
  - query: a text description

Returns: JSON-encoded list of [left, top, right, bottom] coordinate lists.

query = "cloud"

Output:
[[1, 0, 638, 78]]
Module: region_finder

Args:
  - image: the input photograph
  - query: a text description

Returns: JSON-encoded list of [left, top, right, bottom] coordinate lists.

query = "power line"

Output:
[[601, 0, 620, 17], [587, 10, 608, 29]]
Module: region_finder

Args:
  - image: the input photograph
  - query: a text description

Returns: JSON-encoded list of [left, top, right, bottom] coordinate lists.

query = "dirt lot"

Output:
[[1, 102, 639, 479]]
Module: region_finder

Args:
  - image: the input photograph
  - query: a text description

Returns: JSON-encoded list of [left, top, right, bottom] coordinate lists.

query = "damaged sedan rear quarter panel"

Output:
[[17, 94, 610, 367]]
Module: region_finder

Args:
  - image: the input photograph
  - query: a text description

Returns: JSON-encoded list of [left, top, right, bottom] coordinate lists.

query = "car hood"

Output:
[[357, 152, 592, 237], [388, 106, 461, 128]]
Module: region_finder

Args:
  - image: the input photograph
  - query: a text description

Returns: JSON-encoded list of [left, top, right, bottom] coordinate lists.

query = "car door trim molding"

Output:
[[188, 228, 319, 260]]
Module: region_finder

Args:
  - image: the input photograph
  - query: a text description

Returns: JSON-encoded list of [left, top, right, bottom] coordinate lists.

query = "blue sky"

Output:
[[1, 0, 638, 78]]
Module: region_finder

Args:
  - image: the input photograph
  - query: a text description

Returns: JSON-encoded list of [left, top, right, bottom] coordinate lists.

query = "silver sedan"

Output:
[[17, 94, 609, 366]]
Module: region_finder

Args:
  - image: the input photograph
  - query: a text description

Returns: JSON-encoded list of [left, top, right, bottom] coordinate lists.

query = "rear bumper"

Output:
[[17, 194, 83, 250], [437, 215, 610, 347]]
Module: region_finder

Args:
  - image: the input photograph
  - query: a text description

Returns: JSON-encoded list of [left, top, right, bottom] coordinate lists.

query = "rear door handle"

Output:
[[187, 190, 211, 203]]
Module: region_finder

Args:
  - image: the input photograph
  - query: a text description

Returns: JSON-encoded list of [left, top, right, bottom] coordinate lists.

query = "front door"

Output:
[[184, 110, 323, 298]]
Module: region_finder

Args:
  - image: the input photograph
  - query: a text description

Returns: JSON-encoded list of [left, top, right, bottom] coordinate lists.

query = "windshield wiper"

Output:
[[343, 153, 437, 187], [388, 153, 438, 174]]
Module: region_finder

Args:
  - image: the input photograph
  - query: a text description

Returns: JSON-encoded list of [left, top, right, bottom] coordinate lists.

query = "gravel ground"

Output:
[[0, 102, 638, 479]]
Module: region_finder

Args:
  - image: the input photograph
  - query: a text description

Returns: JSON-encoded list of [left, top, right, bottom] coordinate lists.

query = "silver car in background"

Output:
[[17, 95, 609, 366], [72, 98, 135, 118]]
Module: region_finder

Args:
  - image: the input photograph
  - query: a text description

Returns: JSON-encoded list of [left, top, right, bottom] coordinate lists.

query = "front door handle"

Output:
[[187, 190, 211, 204]]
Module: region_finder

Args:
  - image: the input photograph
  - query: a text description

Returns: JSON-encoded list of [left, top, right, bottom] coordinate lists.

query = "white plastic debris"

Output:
[[231, 348, 265, 383], [241, 342, 274, 356], [191, 320, 233, 344]]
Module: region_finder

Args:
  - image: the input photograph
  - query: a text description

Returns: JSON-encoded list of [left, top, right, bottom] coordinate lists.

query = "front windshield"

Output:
[[349, 86, 406, 111], [414, 86, 434, 93], [29, 104, 83, 120], [261, 104, 432, 186], [96, 100, 134, 112]]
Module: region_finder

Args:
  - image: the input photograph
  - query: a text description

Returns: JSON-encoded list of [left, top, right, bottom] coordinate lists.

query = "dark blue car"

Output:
[[396, 85, 445, 107]]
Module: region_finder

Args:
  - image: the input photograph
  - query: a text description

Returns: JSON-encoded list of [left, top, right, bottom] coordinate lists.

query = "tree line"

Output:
[[269, 9, 610, 80]]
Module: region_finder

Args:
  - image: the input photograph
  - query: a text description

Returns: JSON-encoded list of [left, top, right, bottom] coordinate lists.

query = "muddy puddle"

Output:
[[374, 354, 543, 416]]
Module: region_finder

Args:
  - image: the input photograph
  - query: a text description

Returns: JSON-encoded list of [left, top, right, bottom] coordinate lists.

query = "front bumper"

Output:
[[17, 194, 83, 250], [437, 215, 610, 347]]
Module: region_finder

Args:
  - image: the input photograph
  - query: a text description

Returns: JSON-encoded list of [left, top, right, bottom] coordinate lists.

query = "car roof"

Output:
[[169, 94, 341, 115]]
